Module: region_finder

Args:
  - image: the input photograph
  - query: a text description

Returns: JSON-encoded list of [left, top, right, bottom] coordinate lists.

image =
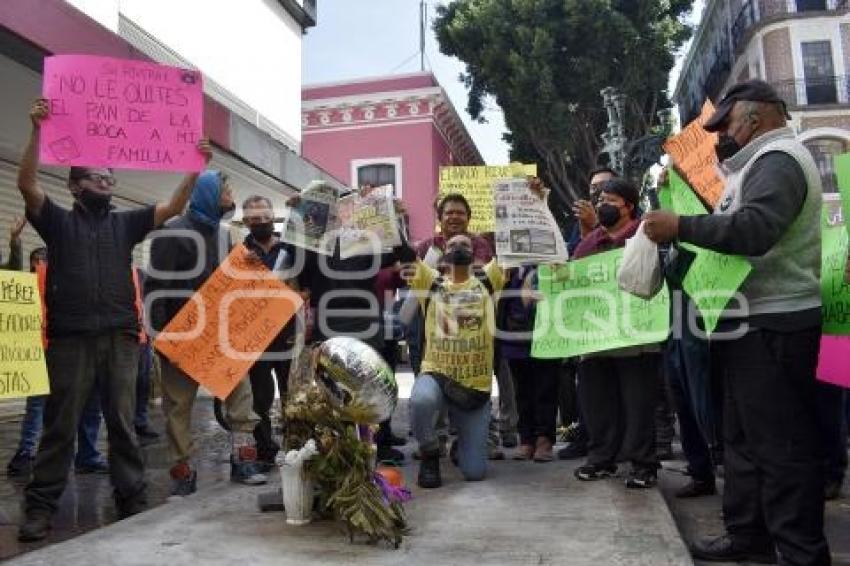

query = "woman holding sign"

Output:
[[571, 179, 662, 489]]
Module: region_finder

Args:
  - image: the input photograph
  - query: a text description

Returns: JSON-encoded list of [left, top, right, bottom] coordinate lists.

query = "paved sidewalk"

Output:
[[2, 369, 847, 564], [6, 454, 691, 566]]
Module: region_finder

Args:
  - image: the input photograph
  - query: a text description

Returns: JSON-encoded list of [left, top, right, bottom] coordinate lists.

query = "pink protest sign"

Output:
[[817, 335, 850, 388], [39, 55, 205, 172]]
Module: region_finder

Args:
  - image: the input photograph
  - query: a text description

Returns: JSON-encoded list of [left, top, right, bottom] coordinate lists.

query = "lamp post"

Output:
[[599, 87, 627, 175]]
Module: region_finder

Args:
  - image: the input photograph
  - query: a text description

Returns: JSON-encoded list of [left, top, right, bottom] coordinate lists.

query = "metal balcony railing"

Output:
[[732, 0, 850, 51], [771, 75, 850, 107]]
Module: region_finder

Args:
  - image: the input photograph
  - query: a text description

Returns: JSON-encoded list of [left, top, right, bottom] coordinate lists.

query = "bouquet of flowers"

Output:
[[284, 342, 410, 547]]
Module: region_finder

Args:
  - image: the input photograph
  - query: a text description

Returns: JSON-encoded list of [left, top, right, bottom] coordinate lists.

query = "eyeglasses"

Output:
[[78, 174, 116, 187]]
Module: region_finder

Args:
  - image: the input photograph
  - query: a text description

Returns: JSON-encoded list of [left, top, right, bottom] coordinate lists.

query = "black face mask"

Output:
[[77, 189, 112, 213], [444, 248, 473, 266], [597, 203, 622, 228], [715, 134, 743, 162], [250, 222, 275, 242]]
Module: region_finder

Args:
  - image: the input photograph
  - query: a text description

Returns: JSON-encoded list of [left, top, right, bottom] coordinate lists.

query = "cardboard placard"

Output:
[[665, 170, 752, 334], [439, 164, 537, 233], [154, 245, 302, 400], [0, 270, 49, 399], [663, 101, 725, 208], [531, 250, 670, 359], [40, 54, 205, 172], [821, 197, 850, 335], [817, 335, 850, 387]]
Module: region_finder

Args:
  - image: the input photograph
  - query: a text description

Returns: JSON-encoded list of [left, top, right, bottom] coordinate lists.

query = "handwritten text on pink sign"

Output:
[[40, 55, 204, 172]]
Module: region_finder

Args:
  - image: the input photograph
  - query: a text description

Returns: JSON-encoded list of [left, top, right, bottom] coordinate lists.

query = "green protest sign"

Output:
[[665, 171, 752, 334], [834, 153, 850, 238], [531, 249, 670, 359], [822, 197, 850, 335], [666, 170, 709, 216]]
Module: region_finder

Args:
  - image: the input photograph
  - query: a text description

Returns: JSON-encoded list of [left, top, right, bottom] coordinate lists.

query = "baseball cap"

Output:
[[703, 79, 792, 132]]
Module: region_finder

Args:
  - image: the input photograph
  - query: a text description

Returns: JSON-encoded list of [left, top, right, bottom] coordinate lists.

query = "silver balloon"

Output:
[[316, 337, 398, 423]]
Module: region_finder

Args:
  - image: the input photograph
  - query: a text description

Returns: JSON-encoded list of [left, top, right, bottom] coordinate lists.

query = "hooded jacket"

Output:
[[146, 170, 230, 332]]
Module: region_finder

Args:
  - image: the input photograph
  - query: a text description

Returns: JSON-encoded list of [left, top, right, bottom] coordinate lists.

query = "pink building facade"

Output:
[[302, 72, 483, 242]]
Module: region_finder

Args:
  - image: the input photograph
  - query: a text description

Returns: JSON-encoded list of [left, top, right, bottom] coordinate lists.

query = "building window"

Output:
[[804, 137, 848, 193], [801, 41, 837, 104], [357, 164, 396, 189], [350, 157, 403, 197]]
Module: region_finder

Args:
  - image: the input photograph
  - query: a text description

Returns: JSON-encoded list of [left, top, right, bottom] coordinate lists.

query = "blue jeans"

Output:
[[17, 389, 103, 466], [411, 374, 490, 481]]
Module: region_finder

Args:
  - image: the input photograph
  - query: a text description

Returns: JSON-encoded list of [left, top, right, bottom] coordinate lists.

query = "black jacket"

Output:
[[145, 214, 229, 332]]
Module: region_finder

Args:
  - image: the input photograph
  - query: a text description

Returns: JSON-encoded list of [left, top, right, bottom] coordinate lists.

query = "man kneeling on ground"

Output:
[[405, 234, 505, 488]]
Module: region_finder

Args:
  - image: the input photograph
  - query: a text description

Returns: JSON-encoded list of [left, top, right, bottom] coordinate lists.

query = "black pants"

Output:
[[579, 353, 660, 470], [249, 358, 290, 459], [26, 332, 146, 515], [713, 328, 829, 565], [509, 358, 559, 445], [375, 339, 399, 448], [655, 368, 676, 451], [556, 359, 579, 428], [816, 381, 848, 485]]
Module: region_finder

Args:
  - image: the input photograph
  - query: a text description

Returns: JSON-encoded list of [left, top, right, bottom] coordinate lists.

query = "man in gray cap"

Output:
[[644, 80, 829, 564]]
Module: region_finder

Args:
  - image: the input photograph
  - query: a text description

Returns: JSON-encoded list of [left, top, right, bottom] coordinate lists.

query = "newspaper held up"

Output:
[[493, 177, 569, 267], [282, 183, 339, 255], [337, 185, 402, 259]]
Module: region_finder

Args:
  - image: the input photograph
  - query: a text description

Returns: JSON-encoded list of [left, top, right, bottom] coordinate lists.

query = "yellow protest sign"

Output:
[[439, 163, 537, 233], [0, 270, 49, 399]]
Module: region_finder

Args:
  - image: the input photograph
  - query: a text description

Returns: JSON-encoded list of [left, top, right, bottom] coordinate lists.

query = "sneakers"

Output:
[[169, 463, 198, 497], [75, 459, 109, 474], [625, 468, 658, 489], [231, 459, 268, 485], [574, 463, 617, 481], [18, 511, 51, 542], [533, 437, 554, 463], [7, 449, 34, 477], [417, 449, 442, 488], [557, 442, 588, 460]]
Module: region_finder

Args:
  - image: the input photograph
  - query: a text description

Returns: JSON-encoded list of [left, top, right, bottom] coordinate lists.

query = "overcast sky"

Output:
[[303, 0, 706, 165]]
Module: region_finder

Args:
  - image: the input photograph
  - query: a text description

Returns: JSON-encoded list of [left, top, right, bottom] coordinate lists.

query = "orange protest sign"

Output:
[[154, 244, 302, 400], [663, 101, 725, 208]]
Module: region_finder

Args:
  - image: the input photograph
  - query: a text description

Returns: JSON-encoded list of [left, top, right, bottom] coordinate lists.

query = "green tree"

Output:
[[434, 0, 693, 220]]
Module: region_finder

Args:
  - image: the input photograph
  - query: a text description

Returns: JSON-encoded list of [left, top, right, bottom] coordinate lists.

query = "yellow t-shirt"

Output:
[[409, 259, 505, 392]]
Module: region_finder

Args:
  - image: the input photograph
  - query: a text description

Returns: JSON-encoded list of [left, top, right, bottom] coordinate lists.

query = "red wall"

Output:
[[303, 120, 454, 242]]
